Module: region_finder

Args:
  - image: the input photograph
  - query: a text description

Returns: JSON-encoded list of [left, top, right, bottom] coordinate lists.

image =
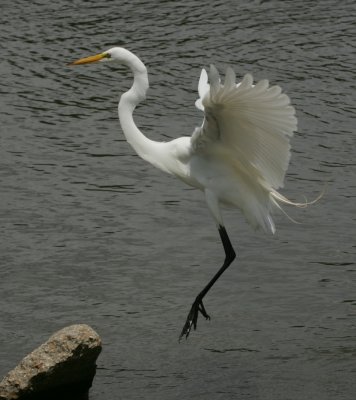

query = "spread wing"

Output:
[[191, 65, 297, 190]]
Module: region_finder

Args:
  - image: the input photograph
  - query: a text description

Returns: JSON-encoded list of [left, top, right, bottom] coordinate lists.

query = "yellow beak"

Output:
[[69, 52, 107, 66]]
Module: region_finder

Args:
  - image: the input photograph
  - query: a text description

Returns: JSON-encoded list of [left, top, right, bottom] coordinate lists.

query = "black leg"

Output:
[[179, 225, 236, 340]]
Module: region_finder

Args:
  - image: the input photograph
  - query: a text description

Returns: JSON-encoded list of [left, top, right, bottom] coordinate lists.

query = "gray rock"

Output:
[[0, 324, 102, 400]]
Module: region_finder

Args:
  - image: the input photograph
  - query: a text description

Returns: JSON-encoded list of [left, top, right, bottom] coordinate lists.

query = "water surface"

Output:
[[1, 1, 355, 399]]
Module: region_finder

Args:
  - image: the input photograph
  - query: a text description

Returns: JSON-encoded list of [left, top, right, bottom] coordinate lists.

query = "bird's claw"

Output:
[[179, 298, 211, 341]]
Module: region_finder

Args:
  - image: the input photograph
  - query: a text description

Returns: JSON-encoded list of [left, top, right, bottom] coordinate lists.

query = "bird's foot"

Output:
[[179, 297, 211, 341]]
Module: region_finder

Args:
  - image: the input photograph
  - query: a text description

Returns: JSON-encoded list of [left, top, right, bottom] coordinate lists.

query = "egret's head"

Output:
[[69, 47, 132, 66]]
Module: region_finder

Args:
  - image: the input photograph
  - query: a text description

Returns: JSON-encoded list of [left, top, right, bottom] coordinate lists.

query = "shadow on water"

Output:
[[22, 388, 89, 400]]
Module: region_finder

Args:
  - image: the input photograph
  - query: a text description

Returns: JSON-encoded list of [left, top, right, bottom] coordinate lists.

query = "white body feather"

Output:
[[114, 48, 297, 233]]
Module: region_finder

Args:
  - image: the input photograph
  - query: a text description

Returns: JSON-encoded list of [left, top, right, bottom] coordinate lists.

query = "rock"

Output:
[[0, 324, 102, 400]]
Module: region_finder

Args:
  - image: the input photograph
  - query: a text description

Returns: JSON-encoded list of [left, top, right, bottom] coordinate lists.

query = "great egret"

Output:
[[70, 47, 305, 340]]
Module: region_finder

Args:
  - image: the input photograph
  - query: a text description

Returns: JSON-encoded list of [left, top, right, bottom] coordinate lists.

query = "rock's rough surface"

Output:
[[0, 324, 102, 400]]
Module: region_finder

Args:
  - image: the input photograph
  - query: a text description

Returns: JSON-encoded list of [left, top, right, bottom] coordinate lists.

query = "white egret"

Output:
[[70, 47, 306, 340]]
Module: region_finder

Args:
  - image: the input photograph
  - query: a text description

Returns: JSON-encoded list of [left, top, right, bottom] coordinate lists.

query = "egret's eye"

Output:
[[104, 53, 112, 58]]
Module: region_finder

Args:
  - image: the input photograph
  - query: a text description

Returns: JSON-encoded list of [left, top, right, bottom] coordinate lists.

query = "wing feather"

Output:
[[195, 68, 209, 111], [192, 66, 297, 189]]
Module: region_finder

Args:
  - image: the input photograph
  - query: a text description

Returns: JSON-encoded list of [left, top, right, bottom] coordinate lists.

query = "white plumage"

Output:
[[70, 47, 304, 339], [189, 65, 298, 232]]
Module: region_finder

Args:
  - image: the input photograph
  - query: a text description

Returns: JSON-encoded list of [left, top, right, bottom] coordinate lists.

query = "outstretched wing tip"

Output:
[[196, 68, 209, 111], [200, 67, 208, 78]]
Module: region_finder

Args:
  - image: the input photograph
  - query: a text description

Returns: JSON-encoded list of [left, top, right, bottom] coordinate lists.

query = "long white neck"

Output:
[[117, 50, 168, 170]]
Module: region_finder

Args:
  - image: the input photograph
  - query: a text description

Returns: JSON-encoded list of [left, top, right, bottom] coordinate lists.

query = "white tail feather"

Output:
[[271, 187, 324, 207], [270, 187, 325, 225]]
